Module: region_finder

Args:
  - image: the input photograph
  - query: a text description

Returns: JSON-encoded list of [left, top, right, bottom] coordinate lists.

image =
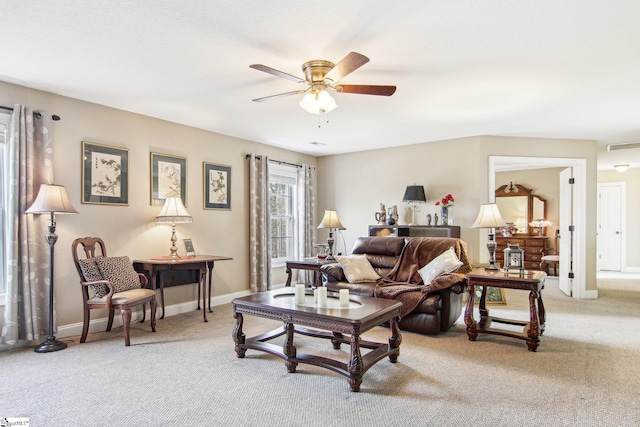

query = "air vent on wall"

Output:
[[607, 142, 640, 151]]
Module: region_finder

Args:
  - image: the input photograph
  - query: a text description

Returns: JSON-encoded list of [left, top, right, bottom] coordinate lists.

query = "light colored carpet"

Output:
[[1, 277, 639, 426]]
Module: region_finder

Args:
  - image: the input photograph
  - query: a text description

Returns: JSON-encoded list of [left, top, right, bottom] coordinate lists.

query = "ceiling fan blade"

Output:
[[249, 64, 305, 84], [252, 90, 307, 102], [324, 52, 370, 83], [335, 84, 397, 96]]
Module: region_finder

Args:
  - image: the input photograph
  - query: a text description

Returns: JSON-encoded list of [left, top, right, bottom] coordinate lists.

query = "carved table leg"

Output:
[[283, 322, 298, 373], [388, 316, 402, 363], [478, 286, 491, 329], [538, 290, 546, 335], [527, 289, 540, 352], [331, 332, 344, 349], [233, 311, 246, 358], [465, 283, 478, 341], [285, 265, 293, 287], [348, 334, 364, 392]]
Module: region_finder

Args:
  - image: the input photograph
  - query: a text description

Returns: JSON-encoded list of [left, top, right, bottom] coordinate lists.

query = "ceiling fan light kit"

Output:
[[250, 52, 396, 115]]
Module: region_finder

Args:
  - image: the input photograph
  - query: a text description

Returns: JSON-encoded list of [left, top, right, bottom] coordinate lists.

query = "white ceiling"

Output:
[[2, 1, 640, 169]]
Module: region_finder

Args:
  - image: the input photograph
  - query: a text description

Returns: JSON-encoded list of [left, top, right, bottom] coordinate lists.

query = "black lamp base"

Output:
[[34, 337, 67, 353]]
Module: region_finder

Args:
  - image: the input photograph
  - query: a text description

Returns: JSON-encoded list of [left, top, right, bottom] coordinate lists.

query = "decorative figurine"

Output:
[[434, 213, 439, 225], [375, 202, 387, 225], [426, 213, 432, 226], [387, 205, 398, 225]]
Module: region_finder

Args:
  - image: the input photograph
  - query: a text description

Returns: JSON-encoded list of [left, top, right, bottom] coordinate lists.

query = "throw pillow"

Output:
[[78, 257, 110, 298], [336, 254, 380, 283], [95, 256, 141, 293], [418, 247, 463, 285]]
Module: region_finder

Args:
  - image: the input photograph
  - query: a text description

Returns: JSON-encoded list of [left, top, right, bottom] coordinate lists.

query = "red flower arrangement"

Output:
[[435, 193, 455, 208]]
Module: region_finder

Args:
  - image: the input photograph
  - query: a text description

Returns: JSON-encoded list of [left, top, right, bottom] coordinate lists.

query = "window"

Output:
[[269, 163, 298, 267], [0, 112, 9, 296]]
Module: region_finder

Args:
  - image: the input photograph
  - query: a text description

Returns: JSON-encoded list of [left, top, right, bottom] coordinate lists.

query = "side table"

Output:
[[133, 255, 232, 322], [285, 257, 332, 288], [465, 269, 546, 351]]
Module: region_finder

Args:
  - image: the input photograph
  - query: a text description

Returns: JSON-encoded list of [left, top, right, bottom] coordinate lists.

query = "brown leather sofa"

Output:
[[320, 236, 469, 335]]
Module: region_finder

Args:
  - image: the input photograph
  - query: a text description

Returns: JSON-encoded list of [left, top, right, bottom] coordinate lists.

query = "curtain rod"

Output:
[[0, 105, 61, 121], [245, 154, 303, 169]]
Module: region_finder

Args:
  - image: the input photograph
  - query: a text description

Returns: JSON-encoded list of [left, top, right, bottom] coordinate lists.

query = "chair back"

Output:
[[72, 237, 107, 281]]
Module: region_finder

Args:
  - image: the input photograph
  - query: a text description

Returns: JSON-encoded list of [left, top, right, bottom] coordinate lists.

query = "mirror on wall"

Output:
[[495, 182, 547, 235]]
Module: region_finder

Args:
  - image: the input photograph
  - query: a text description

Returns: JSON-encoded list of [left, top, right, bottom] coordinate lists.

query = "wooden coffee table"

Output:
[[232, 288, 402, 392]]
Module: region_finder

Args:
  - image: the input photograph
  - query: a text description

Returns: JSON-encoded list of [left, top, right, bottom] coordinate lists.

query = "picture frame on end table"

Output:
[[203, 162, 231, 210], [82, 141, 129, 205], [183, 239, 195, 256], [151, 152, 187, 206]]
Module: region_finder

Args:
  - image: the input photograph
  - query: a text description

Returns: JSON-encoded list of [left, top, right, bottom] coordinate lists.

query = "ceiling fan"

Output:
[[250, 52, 396, 114]]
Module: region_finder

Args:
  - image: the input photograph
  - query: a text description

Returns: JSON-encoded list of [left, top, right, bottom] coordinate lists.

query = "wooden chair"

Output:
[[541, 230, 560, 276], [72, 237, 157, 346]]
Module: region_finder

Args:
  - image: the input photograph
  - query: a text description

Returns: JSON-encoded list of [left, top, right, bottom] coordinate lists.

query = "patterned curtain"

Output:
[[248, 154, 271, 292], [296, 164, 316, 283], [1, 106, 54, 347]]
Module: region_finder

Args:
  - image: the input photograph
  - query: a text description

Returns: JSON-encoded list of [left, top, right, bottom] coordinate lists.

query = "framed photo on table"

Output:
[[203, 162, 231, 210], [82, 141, 129, 205], [151, 152, 187, 206], [183, 239, 195, 256]]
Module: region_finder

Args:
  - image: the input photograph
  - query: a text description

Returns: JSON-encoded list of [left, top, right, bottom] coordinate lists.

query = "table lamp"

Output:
[[26, 184, 79, 353], [402, 185, 426, 226], [317, 209, 345, 261], [529, 219, 552, 236], [156, 196, 192, 258], [472, 203, 507, 271]]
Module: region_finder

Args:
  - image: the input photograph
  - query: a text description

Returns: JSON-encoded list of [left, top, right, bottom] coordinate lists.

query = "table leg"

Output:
[[527, 289, 540, 352], [538, 291, 546, 335], [389, 316, 402, 363], [478, 286, 491, 329], [200, 266, 208, 322], [465, 283, 478, 341], [157, 270, 166, 319], [285, 265, 293, 287], [283, 323, 297, 373], [233, 311, 246, 358], [348, 334, 364, 392], [207, 262, 214, 313]]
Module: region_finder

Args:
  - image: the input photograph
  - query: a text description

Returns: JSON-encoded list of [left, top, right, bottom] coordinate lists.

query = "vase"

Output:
[[441, 207, 448, 225]]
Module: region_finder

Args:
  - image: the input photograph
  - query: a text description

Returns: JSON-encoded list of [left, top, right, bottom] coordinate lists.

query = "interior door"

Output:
[[597, 184, 622, 271], [558, 167, 573, 296]]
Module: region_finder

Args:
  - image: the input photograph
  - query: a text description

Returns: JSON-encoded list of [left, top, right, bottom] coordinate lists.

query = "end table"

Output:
[[285, 257, 332, 288]]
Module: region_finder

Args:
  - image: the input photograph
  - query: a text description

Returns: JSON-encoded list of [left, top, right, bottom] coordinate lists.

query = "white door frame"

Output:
[[489, 156, 588, 299]]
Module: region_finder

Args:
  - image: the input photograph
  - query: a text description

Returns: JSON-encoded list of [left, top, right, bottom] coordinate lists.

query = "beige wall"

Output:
[[1, 81, 316, 327], [317, 135, 599, 291], [598, 168, 640, 268]]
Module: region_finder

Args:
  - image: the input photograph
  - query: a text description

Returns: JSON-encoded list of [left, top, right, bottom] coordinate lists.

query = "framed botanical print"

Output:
[[82, 141, 129, 205], [203, 162, 231, 210], [151, 152, 187, 206]]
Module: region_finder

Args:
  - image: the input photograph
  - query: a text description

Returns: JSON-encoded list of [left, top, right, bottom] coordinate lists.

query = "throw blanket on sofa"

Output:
[[374, 238, 472, 318]]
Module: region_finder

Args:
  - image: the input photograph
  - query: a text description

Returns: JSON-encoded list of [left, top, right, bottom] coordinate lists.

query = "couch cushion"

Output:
[[95, 256, 141, 293], [78, 257, 110, 298], [352, 237, 405, 256], [336, 254, 381, 283], [418, 247, 463, 285]]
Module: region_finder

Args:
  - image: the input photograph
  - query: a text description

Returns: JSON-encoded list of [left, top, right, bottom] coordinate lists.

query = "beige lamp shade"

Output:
[[26, 184, 78, 214], [156, 197, 192, 224], [317, 209, 344, 229], [471, 203, 507, 229]]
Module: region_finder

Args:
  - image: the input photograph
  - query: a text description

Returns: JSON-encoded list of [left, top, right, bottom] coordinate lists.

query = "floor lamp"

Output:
[[471, 203, 506, 271], [317, 209, 345, 261], [26, 184, 78, 353]]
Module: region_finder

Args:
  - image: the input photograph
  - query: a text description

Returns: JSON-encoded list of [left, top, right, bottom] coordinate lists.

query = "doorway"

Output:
[[489, 156, 591, 299]]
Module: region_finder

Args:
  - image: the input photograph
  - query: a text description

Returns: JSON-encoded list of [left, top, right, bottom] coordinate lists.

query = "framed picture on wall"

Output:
[[151, 152, 187, 206], [203, 162, 231, 210], [82, 141, 129, 205]]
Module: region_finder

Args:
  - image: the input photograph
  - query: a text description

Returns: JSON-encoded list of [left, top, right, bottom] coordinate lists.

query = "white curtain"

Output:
[[248, 154, 271, 292], [1, 106, 54, 347], [297, 164, 316, 283]]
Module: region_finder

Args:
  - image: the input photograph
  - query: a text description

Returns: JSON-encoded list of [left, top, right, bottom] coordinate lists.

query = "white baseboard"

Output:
[[57, 289, 252, 339]]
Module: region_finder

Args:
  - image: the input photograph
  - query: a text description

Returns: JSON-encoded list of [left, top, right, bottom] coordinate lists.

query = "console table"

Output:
[[133, 255, 232, 322], [465, 269, 546, 351], [369, 225, 460, 238]]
